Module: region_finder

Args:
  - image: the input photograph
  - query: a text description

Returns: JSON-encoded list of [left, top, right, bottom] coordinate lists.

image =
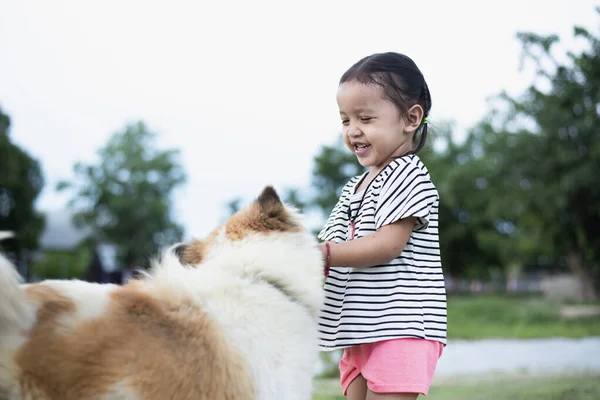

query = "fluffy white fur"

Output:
[[153, 227, 324, 399]]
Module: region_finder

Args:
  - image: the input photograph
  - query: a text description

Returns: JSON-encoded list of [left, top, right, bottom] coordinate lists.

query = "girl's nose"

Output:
[[346, 123, 362, 137]]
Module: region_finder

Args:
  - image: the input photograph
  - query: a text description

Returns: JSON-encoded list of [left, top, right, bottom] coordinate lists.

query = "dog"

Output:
[[0, 186, 325, 400]]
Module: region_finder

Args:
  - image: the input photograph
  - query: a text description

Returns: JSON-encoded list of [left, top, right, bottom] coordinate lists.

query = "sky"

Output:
[[1, 0, 598, 241]]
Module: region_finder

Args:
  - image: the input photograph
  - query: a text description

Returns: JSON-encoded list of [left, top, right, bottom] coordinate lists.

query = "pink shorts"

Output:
[[339, 338, 444, 396]]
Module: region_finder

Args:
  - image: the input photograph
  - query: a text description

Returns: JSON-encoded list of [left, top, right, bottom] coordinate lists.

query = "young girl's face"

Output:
[[337, 80, 417, 172]]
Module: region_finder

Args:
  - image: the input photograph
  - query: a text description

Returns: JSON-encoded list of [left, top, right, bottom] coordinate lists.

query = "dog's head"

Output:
[[171, 185, 309, 266], [166, 185, 324, 316]]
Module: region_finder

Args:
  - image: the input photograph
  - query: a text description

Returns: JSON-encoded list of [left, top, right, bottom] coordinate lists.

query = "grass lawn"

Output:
[[313, 373, 600, 400], [445, 294, 600, 339]]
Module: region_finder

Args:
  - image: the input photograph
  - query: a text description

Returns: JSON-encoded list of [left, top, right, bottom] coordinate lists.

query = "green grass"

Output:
[[446, 294, 600, 339], [313, 373, 600, 399]]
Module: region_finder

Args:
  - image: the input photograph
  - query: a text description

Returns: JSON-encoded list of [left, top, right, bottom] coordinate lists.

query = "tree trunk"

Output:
[[567, 250, 598, 302]]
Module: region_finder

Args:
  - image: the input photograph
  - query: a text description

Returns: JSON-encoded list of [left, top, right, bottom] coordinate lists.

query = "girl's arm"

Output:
[[319, 216, 416, 269]]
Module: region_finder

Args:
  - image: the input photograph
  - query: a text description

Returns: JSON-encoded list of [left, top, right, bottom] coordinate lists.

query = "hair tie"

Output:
[[423, 117, 429, 124], [324, 242, 332, 277]]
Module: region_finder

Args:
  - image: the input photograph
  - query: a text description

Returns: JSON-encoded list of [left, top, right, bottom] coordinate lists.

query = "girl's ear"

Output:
[[404, 104, 424, 134]]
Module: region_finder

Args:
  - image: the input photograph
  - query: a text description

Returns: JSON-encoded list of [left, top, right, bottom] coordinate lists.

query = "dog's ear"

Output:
[[176, 239, 206, 265], [257, 186, 284, 216], [223, 186, 302, 241], [172, 243, 187, 260], [250, 185, 300, 233]]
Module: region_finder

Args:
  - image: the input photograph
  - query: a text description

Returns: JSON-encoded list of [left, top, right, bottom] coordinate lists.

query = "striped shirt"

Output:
[[317, 154, 447, 351]]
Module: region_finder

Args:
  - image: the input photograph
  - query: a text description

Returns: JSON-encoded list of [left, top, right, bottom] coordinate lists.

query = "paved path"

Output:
[[435, 337, 600, 377], [315, 337, 600, 378]]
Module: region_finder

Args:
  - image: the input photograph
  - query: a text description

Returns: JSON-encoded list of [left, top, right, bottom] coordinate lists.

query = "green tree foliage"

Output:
[[30, 247, 91, 280], [420, 124, 507, 280], [478, 9, 600, 299], [57, 121, 187, 270], [0, 107, 45, 277]]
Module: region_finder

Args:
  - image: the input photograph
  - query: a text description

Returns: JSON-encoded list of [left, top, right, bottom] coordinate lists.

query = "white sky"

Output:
[[1, 0, 598, 240]]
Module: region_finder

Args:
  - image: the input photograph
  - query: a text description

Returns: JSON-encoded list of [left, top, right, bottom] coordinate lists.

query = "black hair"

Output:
[[339, 52, 432, 154]]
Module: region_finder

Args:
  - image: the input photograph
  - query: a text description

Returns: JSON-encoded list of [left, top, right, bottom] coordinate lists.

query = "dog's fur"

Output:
[[0, 186, 324, 400]]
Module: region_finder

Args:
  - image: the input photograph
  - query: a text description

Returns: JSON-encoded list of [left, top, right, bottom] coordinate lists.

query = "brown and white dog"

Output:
[[0, 186, 324, 400]]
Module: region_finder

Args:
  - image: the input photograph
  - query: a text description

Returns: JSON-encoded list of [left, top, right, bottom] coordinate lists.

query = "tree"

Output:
[[57, 121, 187, 270], [419, 124, 510, 280], [481, 8, 600, 299], [0, 107, 45, 279]]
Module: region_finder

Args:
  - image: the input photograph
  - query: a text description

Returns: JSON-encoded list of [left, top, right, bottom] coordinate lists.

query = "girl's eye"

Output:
[[341, 119, 349, 125], [360, 117, 373, 122]]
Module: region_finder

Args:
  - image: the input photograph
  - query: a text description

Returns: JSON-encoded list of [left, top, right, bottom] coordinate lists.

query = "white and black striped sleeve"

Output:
[[317, 177, 358, 242], [374, 161, 438, 231]]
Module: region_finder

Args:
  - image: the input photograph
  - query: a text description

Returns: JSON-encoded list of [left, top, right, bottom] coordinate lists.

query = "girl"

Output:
[[317, 52, 447, 400]]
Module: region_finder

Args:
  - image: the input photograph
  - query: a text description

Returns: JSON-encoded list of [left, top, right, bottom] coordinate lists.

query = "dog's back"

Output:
[[0, 272, 256, 399], [0, 246, 256, 400]]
